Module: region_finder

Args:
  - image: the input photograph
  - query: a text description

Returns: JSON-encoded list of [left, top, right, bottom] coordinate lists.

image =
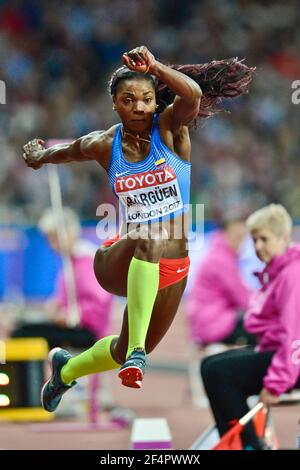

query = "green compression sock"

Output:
[[60, 335, 120, 385], [126, 256, 160, 359]]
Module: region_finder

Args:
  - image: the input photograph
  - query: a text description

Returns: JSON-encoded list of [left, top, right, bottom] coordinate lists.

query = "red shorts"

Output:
[[101, 235, 190, 290]]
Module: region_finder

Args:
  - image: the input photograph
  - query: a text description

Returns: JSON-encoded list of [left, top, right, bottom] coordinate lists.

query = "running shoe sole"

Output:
[[118, 365, 143, 389]]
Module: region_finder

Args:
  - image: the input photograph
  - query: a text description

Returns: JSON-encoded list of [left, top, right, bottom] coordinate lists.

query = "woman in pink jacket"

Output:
[[201, 204, 300, 450], [186, 219, 255, 346]]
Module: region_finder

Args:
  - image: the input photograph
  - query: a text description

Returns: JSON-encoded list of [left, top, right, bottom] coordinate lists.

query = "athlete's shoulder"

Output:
[[82, 125, 119, 146], [158, 106, 189, 135], [157, 109, 191, 161], [80, 125, 120, 169]]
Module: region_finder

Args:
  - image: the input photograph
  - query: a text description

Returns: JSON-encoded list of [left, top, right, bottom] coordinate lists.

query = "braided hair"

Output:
[[109, 57, 255, 122]]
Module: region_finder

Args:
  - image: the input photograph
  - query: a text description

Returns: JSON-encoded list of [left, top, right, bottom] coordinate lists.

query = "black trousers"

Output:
[[201, 346, 300, 448], [11, 322, 97, 350]]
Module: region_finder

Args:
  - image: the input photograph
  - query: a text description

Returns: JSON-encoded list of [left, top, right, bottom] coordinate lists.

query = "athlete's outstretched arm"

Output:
[[23, 131, 108, 170], [123, 46, 202, 130]]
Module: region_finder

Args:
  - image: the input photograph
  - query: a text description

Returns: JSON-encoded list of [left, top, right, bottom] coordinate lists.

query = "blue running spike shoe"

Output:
[[118, 348, 146, 389], [41, 347, 76, 412]]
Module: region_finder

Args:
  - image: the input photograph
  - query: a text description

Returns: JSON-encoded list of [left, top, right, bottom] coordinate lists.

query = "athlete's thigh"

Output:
[[94, 224, 166, 296], [94, 236, 137, 296]]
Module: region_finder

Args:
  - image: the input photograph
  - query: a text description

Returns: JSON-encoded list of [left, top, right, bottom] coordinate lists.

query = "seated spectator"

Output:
[[186, 218, 256, 347], [201, 204, 300, 449]]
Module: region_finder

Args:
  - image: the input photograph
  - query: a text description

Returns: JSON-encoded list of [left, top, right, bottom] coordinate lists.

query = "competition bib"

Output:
[[115, 166, 183, 222]]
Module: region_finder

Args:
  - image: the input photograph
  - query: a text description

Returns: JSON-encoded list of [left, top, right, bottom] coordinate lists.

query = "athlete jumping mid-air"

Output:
[[23, 46, 255, 412]]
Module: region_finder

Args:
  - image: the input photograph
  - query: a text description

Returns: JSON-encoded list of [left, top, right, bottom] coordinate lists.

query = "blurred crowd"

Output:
[[0, 0, 299, 224]]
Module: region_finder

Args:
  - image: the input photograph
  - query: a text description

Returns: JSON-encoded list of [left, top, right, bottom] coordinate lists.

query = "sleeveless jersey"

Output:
[[106, 114, 191, 224]]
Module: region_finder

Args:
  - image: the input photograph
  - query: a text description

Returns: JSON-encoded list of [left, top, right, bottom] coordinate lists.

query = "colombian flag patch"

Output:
[[154, 158, 166, 167]]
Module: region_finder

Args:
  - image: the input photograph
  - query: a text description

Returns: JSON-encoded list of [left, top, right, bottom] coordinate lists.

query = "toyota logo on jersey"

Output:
[[115, 166, 183, 222]]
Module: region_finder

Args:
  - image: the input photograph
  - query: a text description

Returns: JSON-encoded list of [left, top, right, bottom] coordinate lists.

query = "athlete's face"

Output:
[[113, 79, 156, 131], [251, 227, 290, 264]]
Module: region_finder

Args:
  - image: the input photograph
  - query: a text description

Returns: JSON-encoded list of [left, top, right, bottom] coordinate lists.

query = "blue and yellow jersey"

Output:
[[107, 114, 191, 223]]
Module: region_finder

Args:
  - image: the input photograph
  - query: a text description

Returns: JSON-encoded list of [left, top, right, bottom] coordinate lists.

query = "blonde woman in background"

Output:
[[201, 204, 300, 450]]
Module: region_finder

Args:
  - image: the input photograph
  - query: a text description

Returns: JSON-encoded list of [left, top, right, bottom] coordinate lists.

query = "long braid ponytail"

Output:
[[109, 58, 255, 122], [156, 58, 256, 119]]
